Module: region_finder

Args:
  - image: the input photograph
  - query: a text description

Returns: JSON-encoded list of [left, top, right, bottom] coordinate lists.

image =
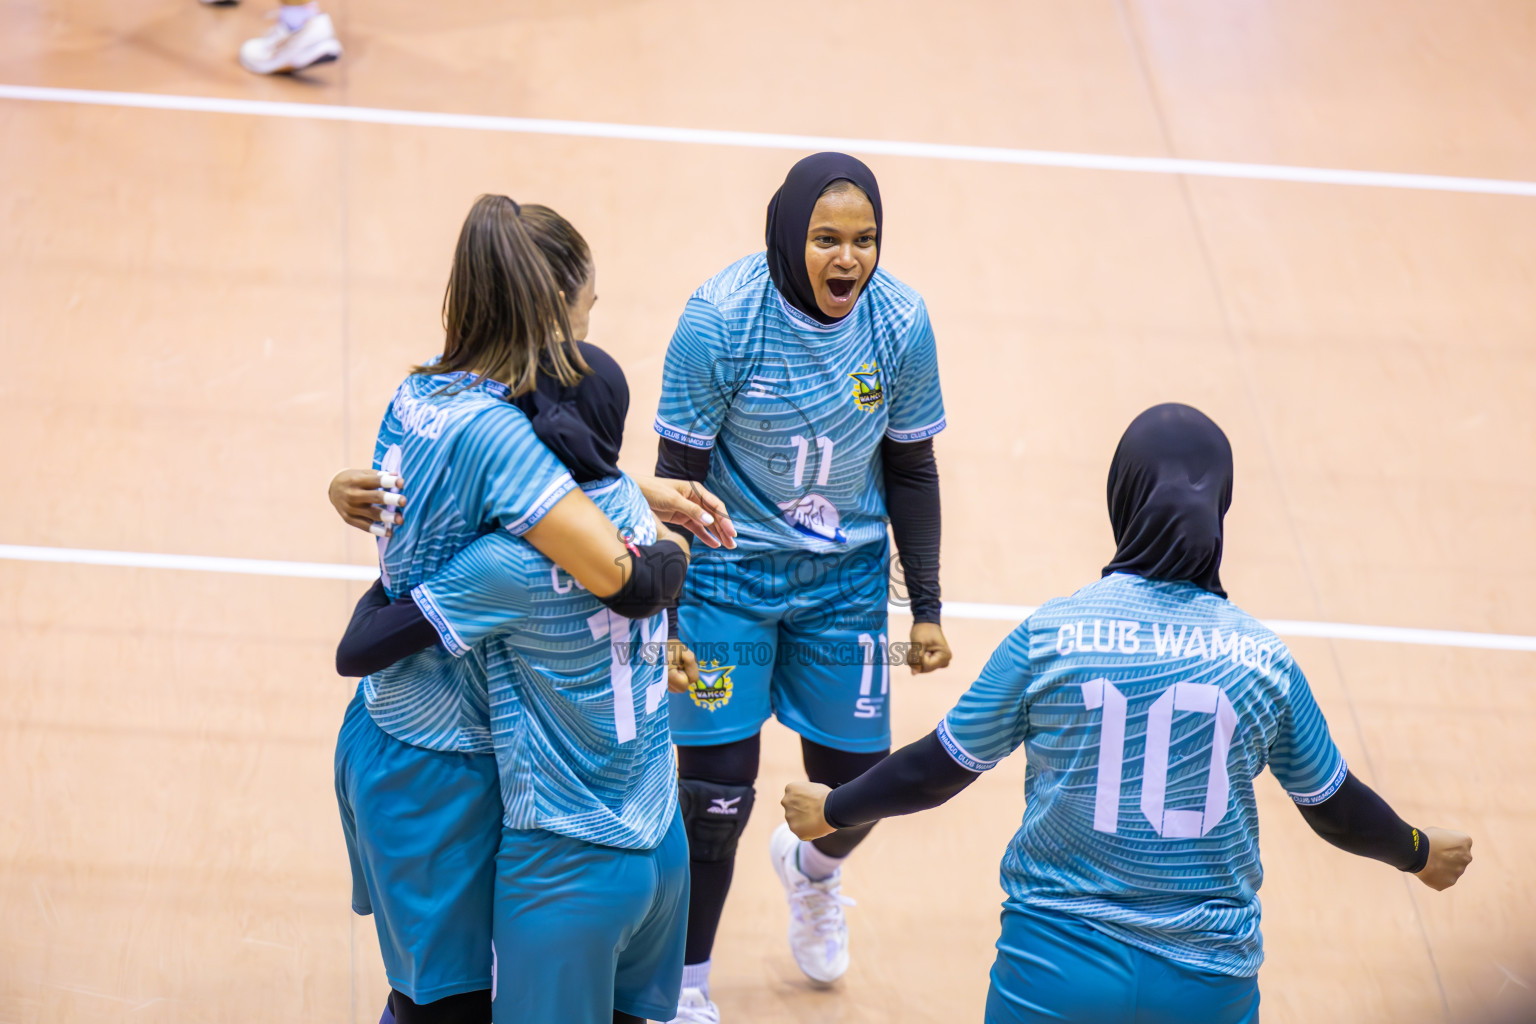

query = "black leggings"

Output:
[[676, 732, 889, 964], [386, 989, 488, 1024], [386, 990, 642, 1024]]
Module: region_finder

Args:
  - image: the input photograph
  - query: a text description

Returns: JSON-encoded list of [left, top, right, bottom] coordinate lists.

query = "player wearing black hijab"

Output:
[[335, 342, 695, 1024], [782, 403, 1473, 1024], [654, 153, 950, 1021]]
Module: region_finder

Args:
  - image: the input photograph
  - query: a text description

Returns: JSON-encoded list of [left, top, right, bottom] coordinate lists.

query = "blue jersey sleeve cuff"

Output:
[[1288, 758, 1349, 806], [886, 417, 947, 443], [654, 416, 717, 449], [502, 474, 577, 536], [937, 718, 998, 773], [411, 583, 471, 657]]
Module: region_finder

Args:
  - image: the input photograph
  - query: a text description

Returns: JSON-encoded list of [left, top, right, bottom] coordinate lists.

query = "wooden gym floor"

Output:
[[2, 1, 1534, 1021]]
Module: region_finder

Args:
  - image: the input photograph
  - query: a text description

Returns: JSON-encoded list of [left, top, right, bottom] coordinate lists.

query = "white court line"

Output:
[[0, 543, 377, 582], [3, 84, 1536, 198], [2, 543, 1532, 653]]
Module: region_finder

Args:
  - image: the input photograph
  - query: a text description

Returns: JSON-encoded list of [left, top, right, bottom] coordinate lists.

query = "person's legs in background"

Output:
[[232, 0, 342, 74]]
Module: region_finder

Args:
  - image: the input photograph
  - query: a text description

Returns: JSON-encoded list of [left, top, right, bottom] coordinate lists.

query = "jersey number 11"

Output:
[[587, 610, 669, 744]]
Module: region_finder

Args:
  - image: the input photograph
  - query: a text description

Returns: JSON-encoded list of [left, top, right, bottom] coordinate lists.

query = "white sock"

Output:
[[796, 840, 845, 881], [681, 959, 711, 995], [278, 2, 319, 31]]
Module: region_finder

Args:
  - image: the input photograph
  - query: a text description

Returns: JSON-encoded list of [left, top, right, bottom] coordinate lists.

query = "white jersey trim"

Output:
[[411, 582, 470, 657], [1287, 758, 1349, 806], [774, 289, 864, 333], [501, 475, 577, 536], [654, 416, 716, 449], [937, 718, 998, 772], [581, 476, 624, 498], [886, 417, 947, 443]]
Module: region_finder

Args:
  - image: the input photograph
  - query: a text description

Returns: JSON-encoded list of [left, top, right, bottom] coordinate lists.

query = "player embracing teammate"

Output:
[[327, 196, 728, 1024], [654, 153, 952, 1023]]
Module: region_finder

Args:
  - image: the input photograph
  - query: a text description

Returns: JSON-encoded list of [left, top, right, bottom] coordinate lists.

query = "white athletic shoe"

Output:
[[770, 823, 855, 983], [666, 986, 720, 1024], [238, 11, 342, 74]]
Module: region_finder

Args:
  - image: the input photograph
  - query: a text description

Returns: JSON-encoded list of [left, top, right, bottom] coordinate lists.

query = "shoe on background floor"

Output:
[[769, 823, 854, 984], [239, 9, 341, 74], [666, 986, 721, 1024]]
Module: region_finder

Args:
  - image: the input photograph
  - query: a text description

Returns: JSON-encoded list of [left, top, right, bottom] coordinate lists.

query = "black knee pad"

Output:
[[678, 778, 755, 863]]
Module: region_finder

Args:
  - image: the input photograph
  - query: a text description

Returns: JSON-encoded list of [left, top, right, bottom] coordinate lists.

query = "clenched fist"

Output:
[[781, 781, 836, 841], [1414, 827, 1473, 891]]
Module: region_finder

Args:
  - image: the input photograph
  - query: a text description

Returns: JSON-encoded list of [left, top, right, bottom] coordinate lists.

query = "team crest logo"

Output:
[[848, 362, 884, 412], [690, 661, 735, 711]]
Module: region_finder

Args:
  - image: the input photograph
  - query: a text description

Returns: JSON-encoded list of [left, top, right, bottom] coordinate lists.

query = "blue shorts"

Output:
[[491, 806, 690, 1024], [986, 904, 1260, 1024], [668, 542, 894, 752], [334, 687, 500, 1003]]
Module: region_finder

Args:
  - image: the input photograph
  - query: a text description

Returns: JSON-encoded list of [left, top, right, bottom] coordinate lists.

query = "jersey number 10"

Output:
[[1081, 679, 1238, 839]]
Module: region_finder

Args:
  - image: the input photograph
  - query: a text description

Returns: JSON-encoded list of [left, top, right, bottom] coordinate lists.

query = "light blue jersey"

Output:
[[654, 253, 945, 555], [413, 475, 677, 851], [940, 573, 1347, 978], [362, 370, 576, 753]]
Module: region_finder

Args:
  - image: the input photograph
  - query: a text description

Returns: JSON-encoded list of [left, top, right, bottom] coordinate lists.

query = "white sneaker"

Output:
[[666, 986, 720, 1024], [238, 11, 342, 74], [769, 823, 854, 983]]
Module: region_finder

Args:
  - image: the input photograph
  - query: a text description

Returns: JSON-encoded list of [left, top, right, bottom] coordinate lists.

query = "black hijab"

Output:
[[1102, 403, 1233, 597], [512, 341, 628, 484], [764, 152, 884, 325]]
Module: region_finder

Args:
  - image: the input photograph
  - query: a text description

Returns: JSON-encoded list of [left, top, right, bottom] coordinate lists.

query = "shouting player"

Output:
[[654, 152, 950, 1021], [782, 403, 1473, 1024], [332, 197, 709, 1024], [338, 345, 692, 1024]]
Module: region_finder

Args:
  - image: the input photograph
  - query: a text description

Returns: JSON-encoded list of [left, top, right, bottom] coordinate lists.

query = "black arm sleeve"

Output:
[[881, 436, 942, 624], [1295, 771, 1430, 872], [656, 436, 714, 641], [596, 538, 690, 621], [657, 436, 712, 481], [822, 730, 979, 829], [335, 579, 443, 677]]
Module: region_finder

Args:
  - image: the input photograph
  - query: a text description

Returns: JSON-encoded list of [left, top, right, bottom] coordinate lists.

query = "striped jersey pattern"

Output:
[[654, 252, 945, 556], [361, 370, 575, 753], [939, 573, 1347, 977], [413, 475, 677, 850]]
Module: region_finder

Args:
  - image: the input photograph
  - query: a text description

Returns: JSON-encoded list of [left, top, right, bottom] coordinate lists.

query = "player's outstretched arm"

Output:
[[782, 730, 981, 840], [328, 468, 405, 536], [1294, 771, 1472, 889]]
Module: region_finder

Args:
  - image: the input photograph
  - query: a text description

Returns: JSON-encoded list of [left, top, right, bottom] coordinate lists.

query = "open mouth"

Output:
[[826, 278, 857, 301]]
